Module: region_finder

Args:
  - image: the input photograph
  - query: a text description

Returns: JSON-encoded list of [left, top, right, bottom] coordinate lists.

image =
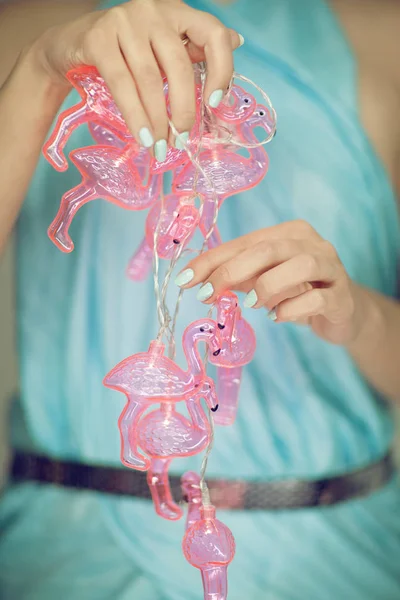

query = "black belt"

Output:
[[10, 451, 395, 510]]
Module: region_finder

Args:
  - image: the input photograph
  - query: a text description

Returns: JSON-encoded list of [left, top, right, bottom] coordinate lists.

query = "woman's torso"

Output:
[[12, 0, 400, 479]]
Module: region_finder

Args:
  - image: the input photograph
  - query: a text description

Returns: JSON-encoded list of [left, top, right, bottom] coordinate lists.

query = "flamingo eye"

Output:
[[259, 110, 265, 116], [199, 327, 205, 332], [244, 98, 250, 104]]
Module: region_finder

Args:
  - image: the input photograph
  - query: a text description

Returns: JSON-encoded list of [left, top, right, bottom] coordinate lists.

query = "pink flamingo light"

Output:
[[126, 194, 200, 281], [209, 292, 256, 426], [173, 105, 274, 248], [183, 503, 236, 600], [103, 319, 221, 519], [43, 66, 132, 171], [137, 398, 212, 520], [48, 145, 161, 252]]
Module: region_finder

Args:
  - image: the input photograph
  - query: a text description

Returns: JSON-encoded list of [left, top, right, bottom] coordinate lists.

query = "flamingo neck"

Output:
[[182, 331, 205, 379], [186, 398, 208, 431], [240, 121, 268, 164]]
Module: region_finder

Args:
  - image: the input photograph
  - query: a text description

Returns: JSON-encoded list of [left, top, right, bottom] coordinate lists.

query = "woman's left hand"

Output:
[[175, 220, 365, 345]]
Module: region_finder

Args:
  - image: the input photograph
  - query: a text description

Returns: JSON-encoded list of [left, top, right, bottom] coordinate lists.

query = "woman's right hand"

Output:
[[30, 0, 242, 154]]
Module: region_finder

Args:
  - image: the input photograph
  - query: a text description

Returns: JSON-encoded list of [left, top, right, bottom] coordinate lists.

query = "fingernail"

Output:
[[139, 127, 154, 148], [196, 282, 214, 302], [175, 131, 190, 150], [238, 33, 245, 47], [243, 289, 258, 308], [268, 308, 277, 321], [175, 268, 194, 287], [154, 139, 167, 162], [208, 89, 224, 109]]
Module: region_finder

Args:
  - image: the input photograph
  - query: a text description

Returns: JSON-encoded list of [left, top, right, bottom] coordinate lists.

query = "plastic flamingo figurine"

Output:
[[43, 66, 132, 171], [183, 503, 236, 600], [126, 194, 201, 281], [48, 145, 162, 252], [173, 105, 274, 248], [209, 292, 256, 426], [181, 471, 202, 529], [136, 398, 212, 520], [103, 319, 221, 472]]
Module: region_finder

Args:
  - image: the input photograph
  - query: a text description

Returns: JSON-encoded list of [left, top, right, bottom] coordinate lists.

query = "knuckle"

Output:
[[109, 5, 128, 24], [300, 253, 319, 275], [320, 239, 337, 259], [210, 22, 231, 43], [293, 219, 314, 236], [312, 290, 325, 311], [215, 264, 234, 286], [83, 29, 104, 59]]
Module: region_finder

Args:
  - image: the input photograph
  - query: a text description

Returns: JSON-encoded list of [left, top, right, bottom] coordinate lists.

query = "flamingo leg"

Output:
[[199, 198, 223, 249], [48, 184, 97, 252], [119, 399, 149, 471], [201, 566, 228, 600], [44, 104, 89, 171], [126, 237, 154, 281], [147, 458, 183, 520], [215, 366, 242, 426]]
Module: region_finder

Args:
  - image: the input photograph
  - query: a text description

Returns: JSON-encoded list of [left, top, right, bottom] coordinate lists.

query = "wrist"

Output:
[[346, 284, 386, 353]]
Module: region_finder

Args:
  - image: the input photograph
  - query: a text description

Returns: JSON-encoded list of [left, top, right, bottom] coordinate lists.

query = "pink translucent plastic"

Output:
[[126, 194, 200, 281], [48, 146, 161, 252], [209, 293, 256, 426], [173, 105, 273, 248], [43, 66, 204, 175], [183, 504, 236, 600], [103, 319, 221, 518], [43, 66, 132, 171], [181, 471, 202, 530]]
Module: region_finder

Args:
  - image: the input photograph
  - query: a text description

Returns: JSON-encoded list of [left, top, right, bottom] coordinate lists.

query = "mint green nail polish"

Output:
[[139, 127, 154, 148], [209, 89, 224, 108], [238, 33, 245, 47], [154, 139, 167, 162], [175, 268, 194, 287], [243, 289, 258, 308], [268, 309, 277, 321], [175, 131, 189, 151], [196, 282, 214, 302]]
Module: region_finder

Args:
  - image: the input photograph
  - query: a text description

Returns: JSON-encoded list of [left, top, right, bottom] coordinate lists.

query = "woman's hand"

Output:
[[30, 0, 242, 154], [175, 220, 366, 346]]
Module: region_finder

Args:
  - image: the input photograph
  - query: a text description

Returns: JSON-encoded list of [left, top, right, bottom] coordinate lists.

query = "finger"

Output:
[[89, 39, 154, 147], [175, 237, 248, 289], [275, 288, 338, 322], [119, 31, 169, 148], [151, 32, 196, 147], [175, 221, 321, 291], [247, 253, 338, 309], [185, 15, 235, 107], [185, 28, 244, 64]]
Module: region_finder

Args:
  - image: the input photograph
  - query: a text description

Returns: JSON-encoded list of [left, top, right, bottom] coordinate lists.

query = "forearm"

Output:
[[0, 1, 98, 86], [0, 49, 67, 254], [346, 284, 400, 403]]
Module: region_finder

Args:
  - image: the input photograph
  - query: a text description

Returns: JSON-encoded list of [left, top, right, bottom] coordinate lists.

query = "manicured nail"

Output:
[[243, 289, 258, 308], [175, 131, 190, 150], [238, 34, 245, 47], [154, 139, 167, 162], [208, 89, 224, 109], [196, 282, 214, 302], [268, 309, 277, 321], [175, 268, 194, 287], [139, 127, 154, 148]]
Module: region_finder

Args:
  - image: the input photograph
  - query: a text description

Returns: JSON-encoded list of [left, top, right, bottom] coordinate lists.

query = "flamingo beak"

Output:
[[205, 388, 219, 413]]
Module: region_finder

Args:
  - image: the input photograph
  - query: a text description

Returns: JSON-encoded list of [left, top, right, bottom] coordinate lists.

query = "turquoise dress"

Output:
[[1, 0, 400, 598]]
